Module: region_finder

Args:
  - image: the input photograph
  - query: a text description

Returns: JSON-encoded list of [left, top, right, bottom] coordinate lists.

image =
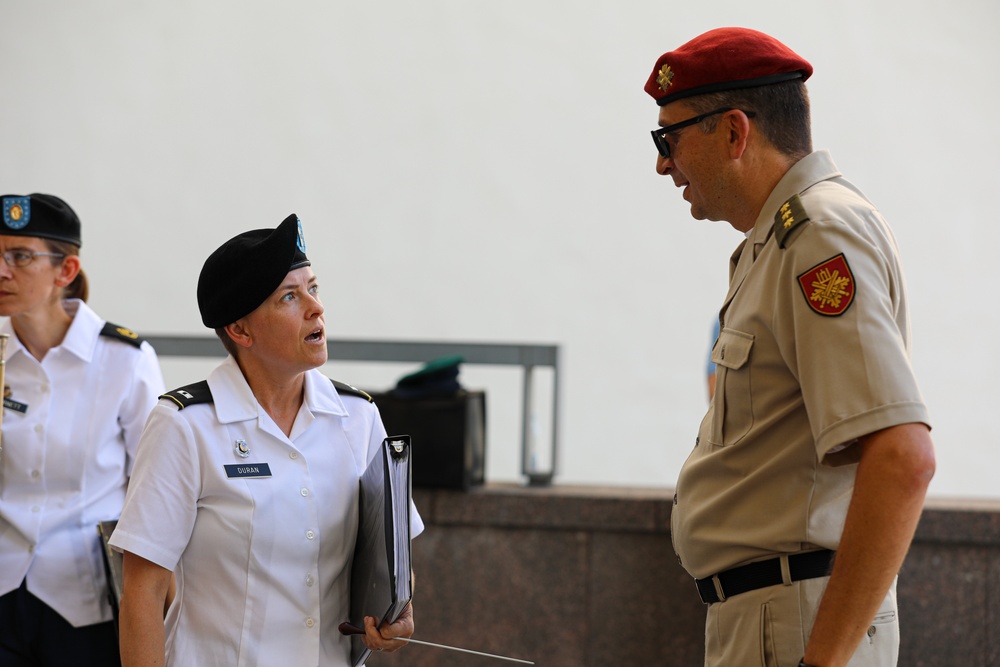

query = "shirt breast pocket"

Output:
[[708, 328, 754, 447]]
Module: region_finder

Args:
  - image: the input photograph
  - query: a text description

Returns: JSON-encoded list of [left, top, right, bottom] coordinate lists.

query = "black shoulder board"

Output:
[[100, 322, 145, 348], [160, 381, 214, 409], [773, 194, 811, 249], [331, 378, 373, 402]]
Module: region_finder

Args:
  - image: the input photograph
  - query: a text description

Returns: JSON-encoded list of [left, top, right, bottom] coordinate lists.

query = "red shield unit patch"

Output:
[[797, 254, 855, 316]]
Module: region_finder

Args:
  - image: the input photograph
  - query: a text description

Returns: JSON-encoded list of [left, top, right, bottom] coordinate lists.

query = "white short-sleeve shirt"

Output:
[[111, 356, 424, 667], [0, 300, 165, 626]]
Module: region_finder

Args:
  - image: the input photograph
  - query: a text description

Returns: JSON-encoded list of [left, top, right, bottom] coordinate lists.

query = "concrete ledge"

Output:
[[367, 486, 1000, 666]]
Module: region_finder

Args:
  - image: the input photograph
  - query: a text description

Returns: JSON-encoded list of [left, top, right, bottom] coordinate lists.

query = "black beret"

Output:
[[197, 213, 311, 328], [1, 193, 82, 246]]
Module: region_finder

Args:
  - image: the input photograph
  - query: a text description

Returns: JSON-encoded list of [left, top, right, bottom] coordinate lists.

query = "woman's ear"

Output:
[[54, 255, 81, 288], [224, 320, 254, 349]]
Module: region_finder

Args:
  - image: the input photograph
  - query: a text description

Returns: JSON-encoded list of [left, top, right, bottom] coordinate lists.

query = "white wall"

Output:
[[1, 0, 996, 497]]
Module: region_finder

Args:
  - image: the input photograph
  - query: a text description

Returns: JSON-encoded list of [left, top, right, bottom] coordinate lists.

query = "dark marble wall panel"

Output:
[[385, 525, 589, 667], [989, 552, 1000, 666], [587, 531, 705, 666], [368, 488, 1000, 667], [898, 543, 989, 665]]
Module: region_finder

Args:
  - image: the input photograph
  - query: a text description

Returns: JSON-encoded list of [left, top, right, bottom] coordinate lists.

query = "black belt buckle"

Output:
[[695, 549, 835, 604]]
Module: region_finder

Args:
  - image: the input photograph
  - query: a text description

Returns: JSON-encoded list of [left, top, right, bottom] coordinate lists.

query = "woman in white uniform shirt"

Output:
[[111, 214, 423, 667], [0, 193, 165, 666]]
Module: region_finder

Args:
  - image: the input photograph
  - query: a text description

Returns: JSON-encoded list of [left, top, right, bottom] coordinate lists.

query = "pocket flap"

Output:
[[711, 328, 754, 370]]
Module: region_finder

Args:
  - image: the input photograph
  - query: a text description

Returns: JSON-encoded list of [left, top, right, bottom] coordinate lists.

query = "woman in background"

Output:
[[0, 193, 164, 666]]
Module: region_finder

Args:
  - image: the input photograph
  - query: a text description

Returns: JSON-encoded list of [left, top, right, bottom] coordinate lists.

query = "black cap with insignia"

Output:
[[0, 193, 82, 246], [197, 213, 311, 328]]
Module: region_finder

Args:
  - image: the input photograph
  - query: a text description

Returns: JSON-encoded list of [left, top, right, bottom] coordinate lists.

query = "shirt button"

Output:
[[34, 425, 43, 434], [306, 575, 315, 587], [31, 506, 40, 513], [289, 451, 299, 460], [300, 488, 309, 497], [305, 617, 315, 628], [40, 384, 49, 394], [306, 530, 315, 540], [30, 470, 40, 480]]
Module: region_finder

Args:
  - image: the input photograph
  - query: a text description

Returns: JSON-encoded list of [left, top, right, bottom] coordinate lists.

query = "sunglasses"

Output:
[[651, 107, 756, 158]]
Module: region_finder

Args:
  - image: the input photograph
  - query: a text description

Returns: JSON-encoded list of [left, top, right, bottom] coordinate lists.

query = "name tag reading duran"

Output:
[[224, 463, 273, 479]]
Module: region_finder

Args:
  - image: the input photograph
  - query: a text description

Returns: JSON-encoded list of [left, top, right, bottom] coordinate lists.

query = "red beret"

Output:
[[645, 27, 812, 106]]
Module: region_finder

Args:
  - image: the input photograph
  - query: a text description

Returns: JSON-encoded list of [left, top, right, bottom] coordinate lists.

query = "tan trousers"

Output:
[[704, 576, 899, 667]]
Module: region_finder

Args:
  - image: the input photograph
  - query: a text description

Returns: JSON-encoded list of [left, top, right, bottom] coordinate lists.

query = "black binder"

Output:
[[347, 435, 414, 666], [97, 520, 123, 635]]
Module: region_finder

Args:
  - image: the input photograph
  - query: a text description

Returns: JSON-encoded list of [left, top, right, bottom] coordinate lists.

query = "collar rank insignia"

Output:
[[657, 64, 675, 92], [773, 194, 810, 248], [234, 439, 251, 458], [797, 253, 856, 317]]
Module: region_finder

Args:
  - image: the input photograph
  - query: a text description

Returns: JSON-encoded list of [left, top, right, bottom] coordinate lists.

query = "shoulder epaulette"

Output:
[[100, 322, 145, 349], [160, 380, 214, 409], [331, 378, 373, 402], [773, 194, 811, 249]]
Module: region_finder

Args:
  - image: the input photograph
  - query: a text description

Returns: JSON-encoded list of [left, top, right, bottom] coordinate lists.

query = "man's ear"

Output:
[[53, 255, 81, 288], [224, 320, 254, 349], [725, 109, 753, 159]]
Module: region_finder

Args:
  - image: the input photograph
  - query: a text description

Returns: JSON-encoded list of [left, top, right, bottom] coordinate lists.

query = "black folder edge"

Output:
[[97, 519, 123, 637], [348, 435, 414, 666]]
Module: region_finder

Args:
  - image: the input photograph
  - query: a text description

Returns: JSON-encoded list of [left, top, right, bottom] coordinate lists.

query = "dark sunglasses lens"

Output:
[[651, 130, 670, 158]]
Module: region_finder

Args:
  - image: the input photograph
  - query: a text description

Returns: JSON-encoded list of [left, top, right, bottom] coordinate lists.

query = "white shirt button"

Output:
[[300, 488, 309, 497], [31, 506, 40, 513], [30, 470, 40, 480], [305, 530, 315, 540], [289, 451, 299, 459], [34, 424, 43, 434], [306, 575, 315, 587], [305, 617, 315, 628]]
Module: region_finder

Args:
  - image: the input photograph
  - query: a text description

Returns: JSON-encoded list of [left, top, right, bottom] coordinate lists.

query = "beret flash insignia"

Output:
[[3, 197, 31, 230]]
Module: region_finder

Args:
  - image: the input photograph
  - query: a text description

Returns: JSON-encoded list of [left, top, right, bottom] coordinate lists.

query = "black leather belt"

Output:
[[695, 549, 836, 604]]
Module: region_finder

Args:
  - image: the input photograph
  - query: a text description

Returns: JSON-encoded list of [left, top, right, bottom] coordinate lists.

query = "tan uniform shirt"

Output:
[[671, 150, 931, 579]]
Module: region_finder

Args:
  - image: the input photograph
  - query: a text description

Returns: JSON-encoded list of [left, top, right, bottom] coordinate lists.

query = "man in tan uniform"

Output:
[[644, 28, 936, 667]]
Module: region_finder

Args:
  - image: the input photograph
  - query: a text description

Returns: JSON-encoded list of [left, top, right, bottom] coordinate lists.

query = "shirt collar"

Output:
[[207, 356, 350, 424], [749, 150, 842, 246], [0, 299, 101, 363]]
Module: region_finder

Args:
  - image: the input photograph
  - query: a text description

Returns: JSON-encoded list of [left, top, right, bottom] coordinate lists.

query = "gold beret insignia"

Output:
[[656, 64, 675, 92]]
